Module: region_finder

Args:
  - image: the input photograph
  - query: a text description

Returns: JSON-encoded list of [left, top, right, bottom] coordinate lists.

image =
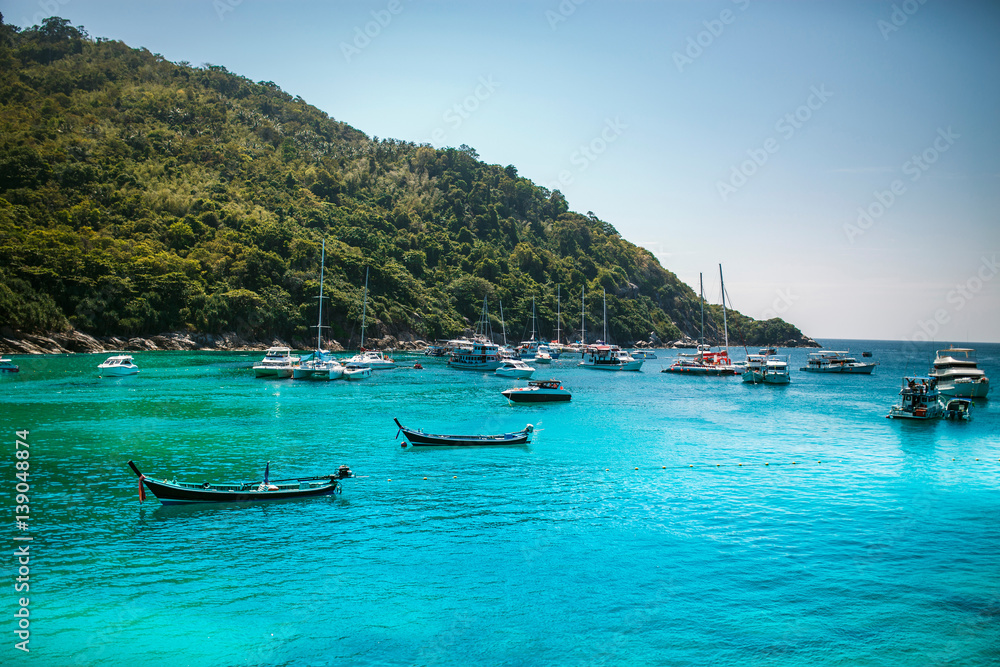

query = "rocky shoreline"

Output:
[[0, 328, 431, 356], [1, 327, 820, 355]]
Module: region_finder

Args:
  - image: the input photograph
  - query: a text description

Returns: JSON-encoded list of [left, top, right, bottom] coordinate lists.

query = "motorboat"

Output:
[[800, 351, 876, 374], [501, 379, 571, 404], [394, 418, 533, 447], [342, 363, 373, 380], [0, 357, 19, 373], [98, 354, 139, 377], [742, 350, 790, 384], [495, 358, 535, 379], [887, 376, 944, 419], [534, 345, 553, 364], [630, 350, 657, 360], [127, 460, 353, 505], [343, 349, 396, 369], [293, 239, 345, 381], [662, 345, 737, 376], [942, 398, 972, 421], [253, 347, 299, 378], [928, 347, 990, 398]]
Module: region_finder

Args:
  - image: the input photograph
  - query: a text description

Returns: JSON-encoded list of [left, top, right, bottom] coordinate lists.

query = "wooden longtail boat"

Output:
[[394, 418, 533, 447], [127, 460, 353, 505]]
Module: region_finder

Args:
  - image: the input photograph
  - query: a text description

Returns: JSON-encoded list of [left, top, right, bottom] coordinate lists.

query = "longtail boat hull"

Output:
[[127, 461, 352, 505], [394, 418, 532, 447]]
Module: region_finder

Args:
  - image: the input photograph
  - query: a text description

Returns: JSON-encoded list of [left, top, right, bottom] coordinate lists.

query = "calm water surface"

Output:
[[1, 340, 998, 666]]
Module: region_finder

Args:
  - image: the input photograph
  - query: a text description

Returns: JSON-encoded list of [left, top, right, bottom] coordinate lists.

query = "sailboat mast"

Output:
[[699, 272, 704, 346], [603, 288, 607, 343], [719, 264, 729, 351], [360, 266, 369, 349], [531, 296, 537, 341], [581, 285, 586, 345], [499, 299, 507, 346], [316, 239, 326, 351], [556, 285, 561, 344]]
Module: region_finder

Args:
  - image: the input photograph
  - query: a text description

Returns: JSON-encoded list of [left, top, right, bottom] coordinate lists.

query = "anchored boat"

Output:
[[127, 460, 354, 504], [501, 379, 571, 404], [394, 418, 533, 446]]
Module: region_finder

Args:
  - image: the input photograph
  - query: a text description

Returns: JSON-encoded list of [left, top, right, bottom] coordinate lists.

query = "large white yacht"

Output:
[[495, 358, 535, 379], [742, 350, 790, 384], [253, 347, 299, 378], [929, 347, 990, 399]]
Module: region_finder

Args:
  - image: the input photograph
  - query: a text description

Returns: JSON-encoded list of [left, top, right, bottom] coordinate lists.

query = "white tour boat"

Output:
[[742, 350, 790, 384], [98, 354, 139, 377], [449, 297, 503, 371], [928, 347, 990, 399], [800, 351, 876, 374]]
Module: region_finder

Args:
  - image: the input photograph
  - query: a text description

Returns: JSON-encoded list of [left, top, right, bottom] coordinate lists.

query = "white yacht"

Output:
[[98, 354, 139, 377], [928, 347, 990, 398], [495, 358, 535, 379], [800, 351, 875, 374], [343, 349, 396, 369], [253, 347, 299, 378]]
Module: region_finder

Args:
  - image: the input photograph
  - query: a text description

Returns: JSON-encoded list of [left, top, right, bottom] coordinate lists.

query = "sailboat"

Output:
[[293, 239, 345, 380], [517, 297, 542, 360], [661, 270, 736, 376], [344, 267, 396, 369], [579, 289, 642, 371]]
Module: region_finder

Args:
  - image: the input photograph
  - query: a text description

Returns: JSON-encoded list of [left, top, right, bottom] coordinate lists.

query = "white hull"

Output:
[[496, 368, 534, 379], [343, 367, 373, 380], [98, 366, 139, 377], [936, 378, 990, 399], [887, 404, 944, 419]]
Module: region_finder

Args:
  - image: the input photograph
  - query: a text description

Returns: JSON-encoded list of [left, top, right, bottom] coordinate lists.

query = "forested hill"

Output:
[[0, 16, 814, 350]]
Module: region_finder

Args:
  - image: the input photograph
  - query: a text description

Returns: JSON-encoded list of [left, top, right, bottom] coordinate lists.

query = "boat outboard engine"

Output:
[[525, 424, 534, 433], [337, 465, 354, 479]]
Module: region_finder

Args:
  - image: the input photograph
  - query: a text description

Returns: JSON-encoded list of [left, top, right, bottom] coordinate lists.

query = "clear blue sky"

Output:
[[6, 0, 999, 342]]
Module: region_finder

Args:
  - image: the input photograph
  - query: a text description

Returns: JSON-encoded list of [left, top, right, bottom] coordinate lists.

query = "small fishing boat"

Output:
[[98, 354, 139, 377], [394, 418, 533, 447], [343, 363, 373, 380], [127, 460, 354, 505], [887, 376, 944, 420], [0, 357, 19, 373], [501, 379, 571, 404], [495, 358, 535, 379]]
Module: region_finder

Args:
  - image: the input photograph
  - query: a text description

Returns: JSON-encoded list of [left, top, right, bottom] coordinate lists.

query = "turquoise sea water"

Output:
[[1, 339, 998, 666]]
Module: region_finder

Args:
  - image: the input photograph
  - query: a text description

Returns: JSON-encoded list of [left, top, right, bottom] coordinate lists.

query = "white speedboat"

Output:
[[800, 351, 876, 374], [495, 358, 535, 379], [534, 345, 553, 364], [342, 363, 373, 380], [98, 354, 139, 377], [501, 379, 572, 404], [253, 347, 299, 378], [928, 347, 990, 398], [887, 376, 944, 419], [0, 357, 19, 373]]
